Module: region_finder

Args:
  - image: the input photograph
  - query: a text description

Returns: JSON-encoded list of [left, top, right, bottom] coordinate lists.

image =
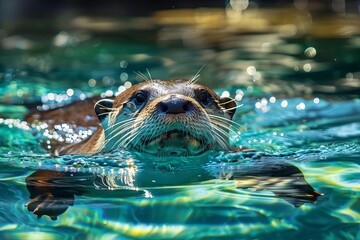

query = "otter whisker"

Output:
[[106, 116, 135, 129], [209, 117, 248, 147], [188, 64, 206, 85], [104, 118, 137, 144], [123, 129, 146, 149], [210, 124, 230, 150], [96, 105, 119, 111], [105, 123, 136, 144], [106, 120, 137, 140], [112, 128, 138, 149], [208, 116, 241, 135], [223, 104, 244, 112], [146, 68, 153, 81], [211, 119, 229, 136], [110, 116, 147, 148], [134, 71, 150, 82], [208, 114, 244, 129], [97, 110, 119, 117], [105, 118, 134, 133], [119, 131, 142, 149], [117, 124, 147, 150], [210, 122, 232, 142], [104, 117, 135, 132], [198, 129, 211, 151], [107, 122, 135, 137], [139, 118, 162, 143], [218, 98, 236, 106], [209, 119, 240, 139], [122, 120, 149, 148], [215, 131, 232, 150]]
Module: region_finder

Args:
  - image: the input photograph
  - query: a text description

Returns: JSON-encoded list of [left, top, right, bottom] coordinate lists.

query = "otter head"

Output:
[[94, 80, 237, 157]]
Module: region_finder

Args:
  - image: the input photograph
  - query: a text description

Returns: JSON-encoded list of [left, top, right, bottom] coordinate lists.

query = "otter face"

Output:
[[95, 80, 237, 157]]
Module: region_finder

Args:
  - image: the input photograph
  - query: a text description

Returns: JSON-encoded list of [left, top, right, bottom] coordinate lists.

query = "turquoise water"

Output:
[[1, 19, 360, 239]]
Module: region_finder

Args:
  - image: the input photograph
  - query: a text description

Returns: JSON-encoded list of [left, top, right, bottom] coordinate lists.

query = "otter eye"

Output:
[[198, 90, 210, 105], [134, 91, 147, 105]]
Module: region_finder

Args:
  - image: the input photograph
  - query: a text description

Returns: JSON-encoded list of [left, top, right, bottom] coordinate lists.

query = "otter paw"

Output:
[[25, 192, 74, 220]]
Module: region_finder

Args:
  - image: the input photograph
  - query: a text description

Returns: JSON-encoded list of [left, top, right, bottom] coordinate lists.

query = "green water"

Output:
[[0, 18, 360, 239]]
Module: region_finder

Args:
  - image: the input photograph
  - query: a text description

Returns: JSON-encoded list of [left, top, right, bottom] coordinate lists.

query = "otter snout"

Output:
[[157, 95, 195, 114]]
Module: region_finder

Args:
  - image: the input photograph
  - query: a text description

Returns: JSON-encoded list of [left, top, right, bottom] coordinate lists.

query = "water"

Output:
[[1, 10, 360, 240]]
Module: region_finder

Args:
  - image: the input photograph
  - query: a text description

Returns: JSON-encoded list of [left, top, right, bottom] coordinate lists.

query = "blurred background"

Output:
[[0, 0, 359, 109], [1, 0, 360, 32]]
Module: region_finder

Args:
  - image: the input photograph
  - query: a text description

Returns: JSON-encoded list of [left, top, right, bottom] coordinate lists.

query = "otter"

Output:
[[49, 79, 238, 156], [24, 79, 322, 220]]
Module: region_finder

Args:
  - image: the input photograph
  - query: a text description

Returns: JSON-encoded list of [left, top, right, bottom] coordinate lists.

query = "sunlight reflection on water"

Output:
[[1, 5, 360, 239]]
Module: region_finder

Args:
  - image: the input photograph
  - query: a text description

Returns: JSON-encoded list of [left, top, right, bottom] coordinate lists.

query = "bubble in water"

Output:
[[120, 72, 128, 81], [230, 0, 249, 11], [66, 88, 74, 96], [246, 66, 256, 75], [246, 86, 253, 93], [118, 86, 126, 93], [124, 81, 132, 89], [221, 91, 230, 98], [303, 63, 312, 72], [304, 47, 317, 58], [296, 102, 306, 110], [16, 89, 24, 97], [47, 93, 55, 101], [120, 60, 128, 68], [235, 94, 243, 101], [345, 73, 353, 80], [88, 79, 96, 87], [281, 100, 288, 108], [261, 98, 268, 105], [105, 90, 113, 97]]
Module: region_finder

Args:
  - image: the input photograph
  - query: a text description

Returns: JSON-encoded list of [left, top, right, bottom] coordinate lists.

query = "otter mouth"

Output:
[[139, 129, 210, 156], [145, 130, 196, 142]]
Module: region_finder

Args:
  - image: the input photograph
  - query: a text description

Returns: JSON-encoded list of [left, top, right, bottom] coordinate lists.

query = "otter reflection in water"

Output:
[[24, 79, 322, 220]]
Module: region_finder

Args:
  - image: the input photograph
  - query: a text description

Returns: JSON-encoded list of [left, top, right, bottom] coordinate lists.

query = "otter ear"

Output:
[[95, 99, 114, 122], [220, 97, 237, 119]]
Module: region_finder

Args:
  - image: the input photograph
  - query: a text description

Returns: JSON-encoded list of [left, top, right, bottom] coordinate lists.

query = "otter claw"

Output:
[[32, 193, 55, 213], [25, 194, 45, 207]]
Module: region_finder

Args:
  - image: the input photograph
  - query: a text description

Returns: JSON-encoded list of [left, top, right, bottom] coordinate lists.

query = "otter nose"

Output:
[[158, 96, 194, 114]]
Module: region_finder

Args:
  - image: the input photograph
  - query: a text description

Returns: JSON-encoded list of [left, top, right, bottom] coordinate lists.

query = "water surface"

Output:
[[0, 10, 359, 240]]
